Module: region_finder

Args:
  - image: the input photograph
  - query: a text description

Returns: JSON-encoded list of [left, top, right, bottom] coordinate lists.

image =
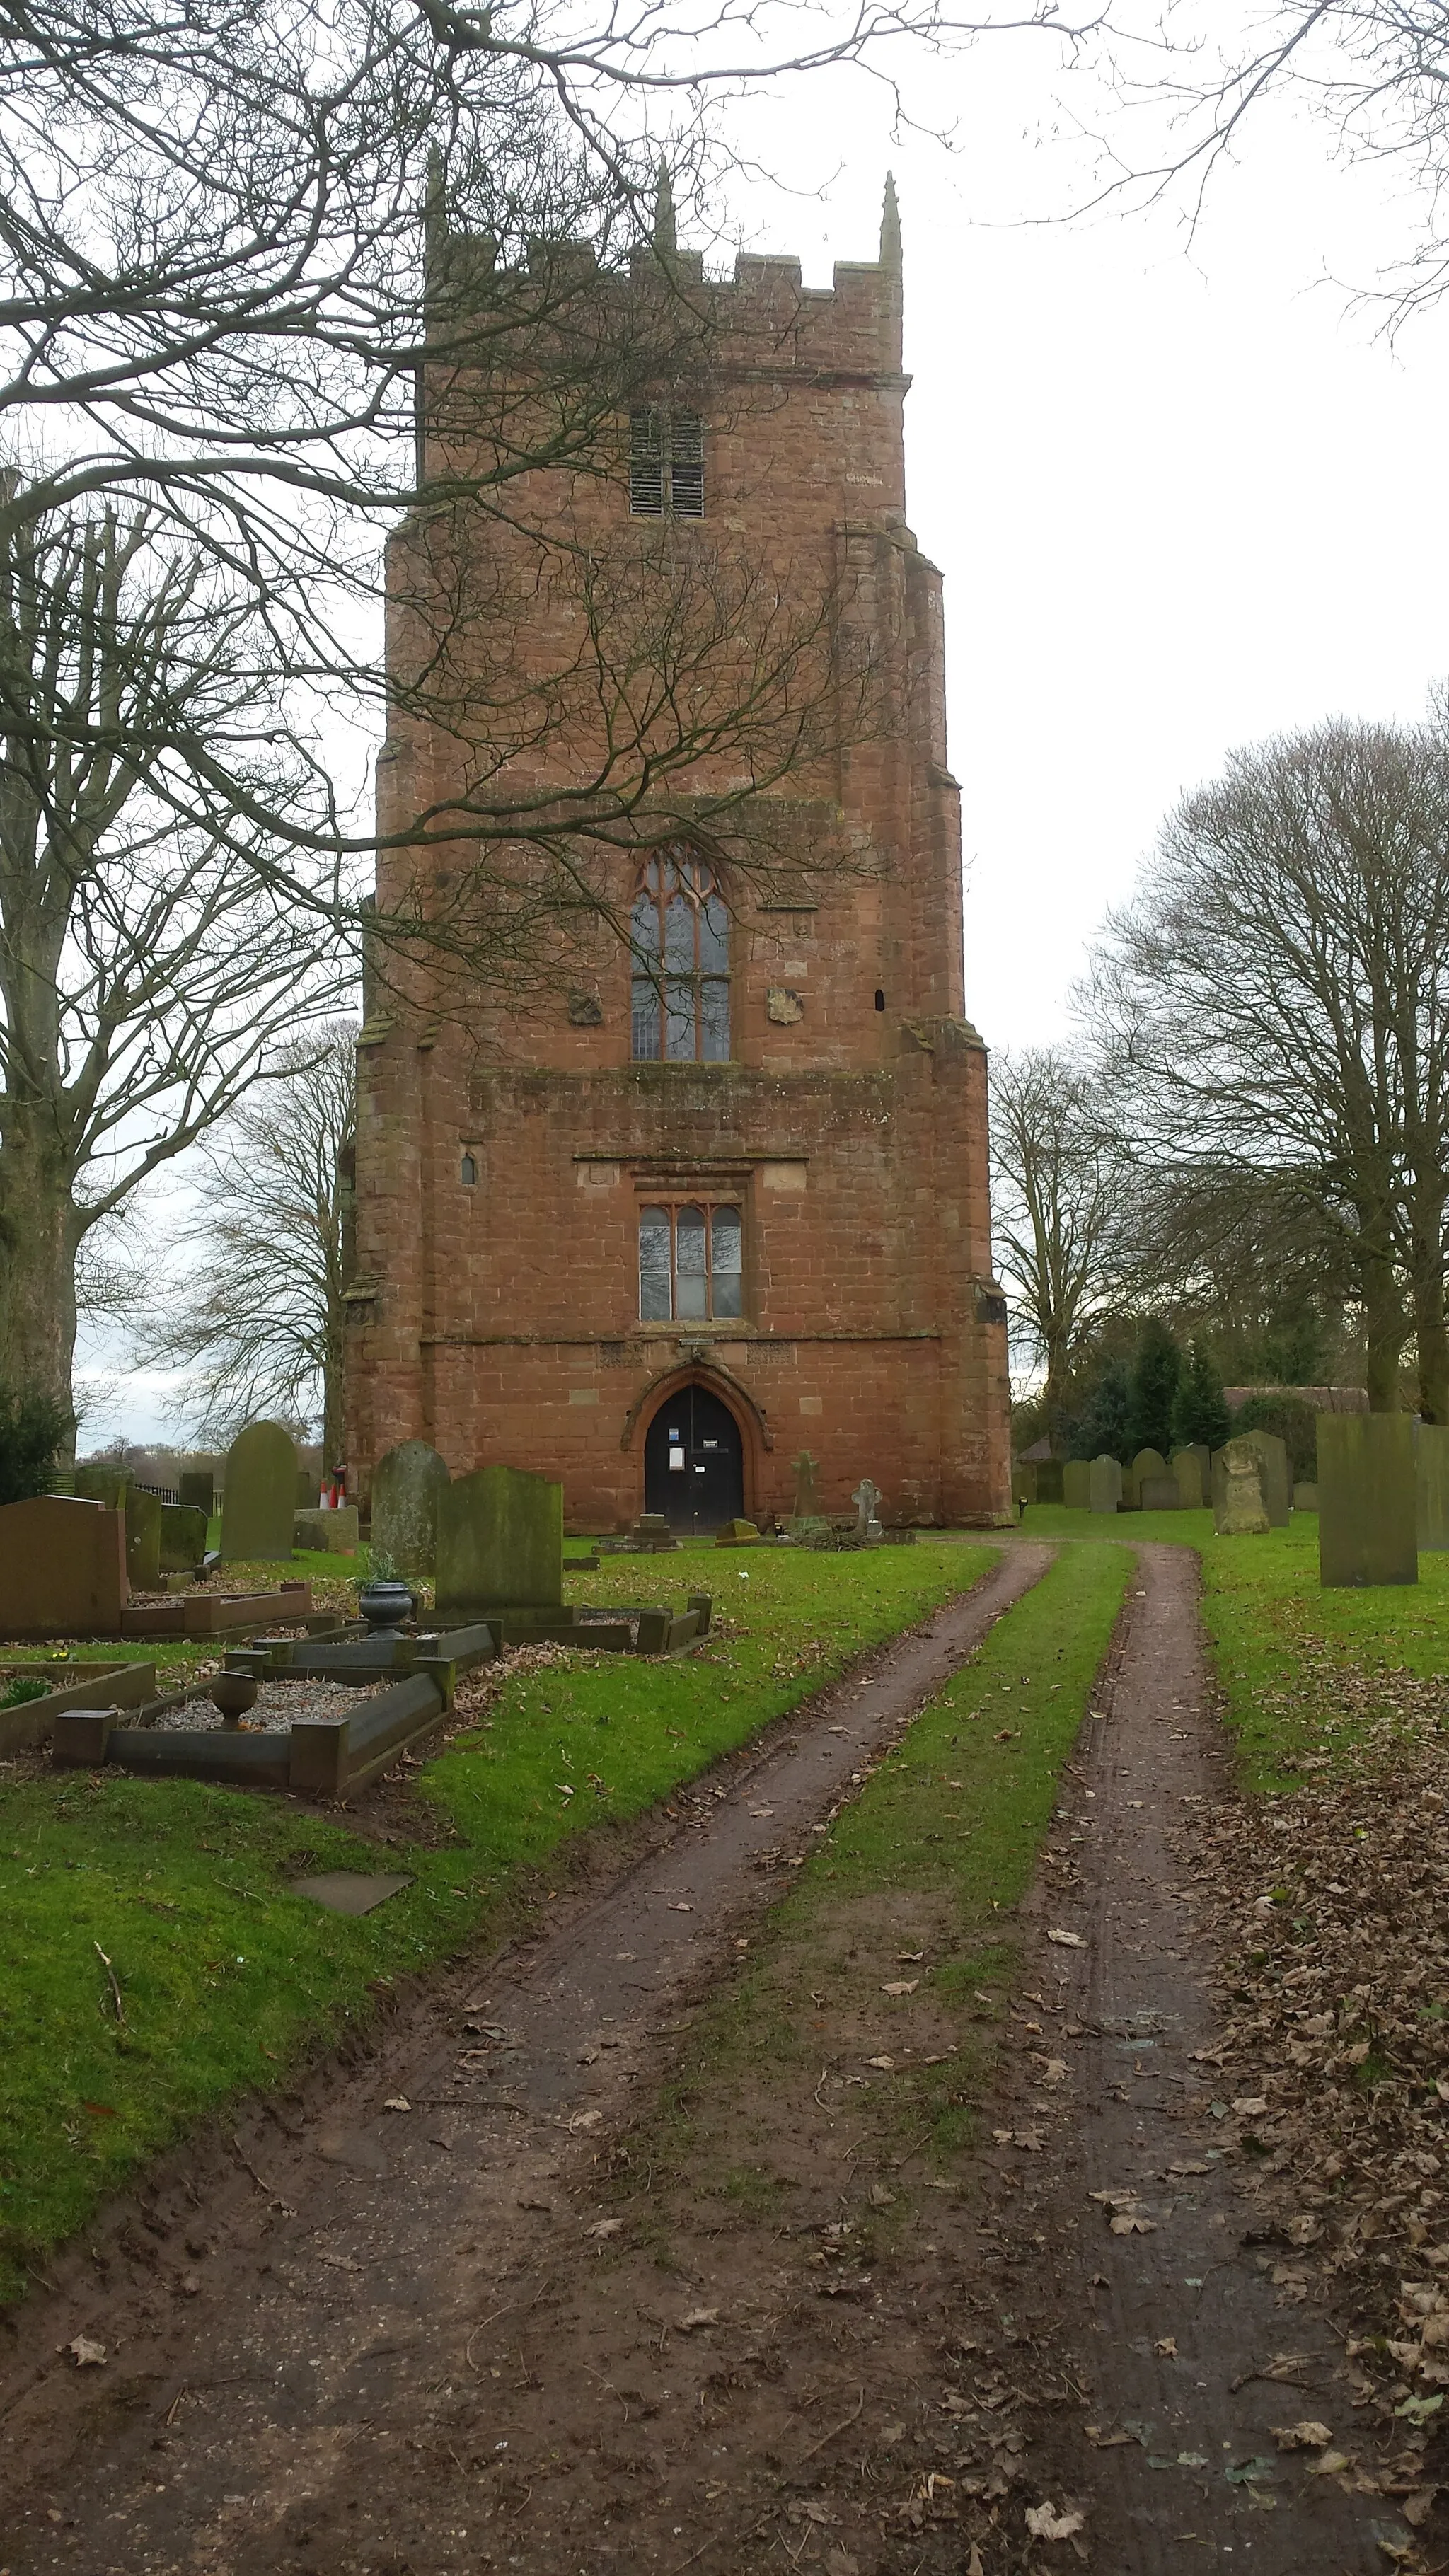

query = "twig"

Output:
[[464, 2306, 516, 2372], [229, 2133, 291, 2211], [94, 1941, 125, 2028], [164, 2386, 188, 2427], [799, 2384, 865, 2461], [674, 2506, 775, 2571]]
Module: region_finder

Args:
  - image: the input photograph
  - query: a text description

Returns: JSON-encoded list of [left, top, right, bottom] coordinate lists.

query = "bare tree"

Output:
[[146, 1026, 358, 1459], [989, 1045, 1136, 1437], [0, 487, 345, 1438], [1083, 719, 1449, 1415]]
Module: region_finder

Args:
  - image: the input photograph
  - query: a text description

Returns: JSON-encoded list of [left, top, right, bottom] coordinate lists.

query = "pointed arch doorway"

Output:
[[643, 1382, 744, 1533]]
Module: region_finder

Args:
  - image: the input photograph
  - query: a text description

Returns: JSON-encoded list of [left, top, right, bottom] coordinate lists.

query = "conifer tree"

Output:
[[1071, 1357, 1133, 1465], [1128, 1317, 1182, 1457], [1171, 1338, 1231, 1453]]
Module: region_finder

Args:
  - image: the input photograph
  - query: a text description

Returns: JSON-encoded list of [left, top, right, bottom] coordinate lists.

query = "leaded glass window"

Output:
[[637, 1202, 744, 1322], [630, 849, 729, 1063]]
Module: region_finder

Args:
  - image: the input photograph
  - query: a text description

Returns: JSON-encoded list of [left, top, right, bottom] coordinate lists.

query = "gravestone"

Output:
[[1087, 1454, 1122, 1514], [1130, 1448, 1167, 1503], [294, 1504, 360, 1555], [296, 1467, 317, 1508], [220, 1421, 298, 1564], [1213, 1437, 1269, 1535], [370, 1440, 450, 1578], [1293, 1481, 1320, 1513], [1320, 1412, 1416, 1588], [436, 1465, 563, 1619], [0, 1496, 127, 1637], [1140, 1474, 1180, 1511], [178, 1469, 215, 1520], [1237, 1428, 1290, 1528], [852, 1477, 884, 1543], [1062, 1461, 1091, 1511], [1172, 1446, 1206, 1509], [73, 1466, 161, 1587], [792, 1450, 821, 1520], [1034, 1460, 1065, 1506], [1012, 1460, 1037, 1506], [715, 1517, 760, 1547], [1417, 1422, 1449, 1552], [158, 1503, 208, 1573]]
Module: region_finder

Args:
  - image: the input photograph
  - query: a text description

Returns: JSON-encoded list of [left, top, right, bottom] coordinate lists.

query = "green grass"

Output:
[[0, 1537, 991, 2303], [645, 1541, 1132, 2184]]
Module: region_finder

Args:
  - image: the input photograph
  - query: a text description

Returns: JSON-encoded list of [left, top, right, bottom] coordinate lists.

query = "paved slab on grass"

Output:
[[0, 1544, 1050, 2573], [290, 1871, 412, 1915]]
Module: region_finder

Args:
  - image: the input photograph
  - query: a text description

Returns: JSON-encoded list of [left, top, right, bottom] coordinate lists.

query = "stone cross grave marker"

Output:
[[1319, 1413, 1416, 1588], [220, 1421, 299, 1564], [436, 1464, 563, 1620], [852, 1477, 883, 1541], [371, 1440, 451, 1578], [792, 1450, 821, 1520]]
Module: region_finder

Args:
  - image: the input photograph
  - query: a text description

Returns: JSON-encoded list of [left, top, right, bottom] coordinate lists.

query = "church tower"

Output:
[[346, 182, 1012, 1531]]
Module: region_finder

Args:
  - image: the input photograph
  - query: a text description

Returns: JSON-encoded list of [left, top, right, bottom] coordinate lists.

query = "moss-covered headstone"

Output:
[[1417, 1422, 1449, 1552], [73, 1465, 161, 1586], [435, 1464, 562, 1619], [1319, 1413, 1416, 1588], [178, 1468, 215, 1519], [1063, 1461, 1091, 1510], [220, 1421, 298, 1564], [1088, 1454, 1122, 1514], [371, 1440, 450, 1578], [1213, 1438, 1269, 1535], [1236, 1428, 1290, 1527], [158, 1502, 208, 1572], [1172, 1445, 1207, 1508], [1034, 1460, 1065, 1505], [1128, 1447, 1167, 1511]]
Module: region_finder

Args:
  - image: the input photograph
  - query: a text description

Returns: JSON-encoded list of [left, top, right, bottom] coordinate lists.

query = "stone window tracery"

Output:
[[630, 849, 729, 1062], [639, 1202, 743, 1322]]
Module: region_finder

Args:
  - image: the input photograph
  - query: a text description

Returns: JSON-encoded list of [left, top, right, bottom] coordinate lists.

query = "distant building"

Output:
[[346, 183, 1010, 1533]]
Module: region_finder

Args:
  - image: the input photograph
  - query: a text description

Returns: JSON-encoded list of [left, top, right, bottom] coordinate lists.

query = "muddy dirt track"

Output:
[[0, 1538, 1429, 2573]]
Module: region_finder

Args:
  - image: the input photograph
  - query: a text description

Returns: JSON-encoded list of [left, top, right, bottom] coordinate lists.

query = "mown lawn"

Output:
[[0, 1537, 991, 2304]]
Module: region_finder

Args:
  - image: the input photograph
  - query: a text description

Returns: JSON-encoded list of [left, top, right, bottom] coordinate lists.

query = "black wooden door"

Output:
[[643, 1385, 744, 1532]]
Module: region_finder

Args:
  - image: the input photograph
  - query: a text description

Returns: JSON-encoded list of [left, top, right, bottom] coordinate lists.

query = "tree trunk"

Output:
[[1362, 1254, 1406, 1413], [1415, 1264, 1449, 1423], [0, 1102, 80, 1450]]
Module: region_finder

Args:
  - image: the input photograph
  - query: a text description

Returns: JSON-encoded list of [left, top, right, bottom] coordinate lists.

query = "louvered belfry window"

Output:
[[629, 407, 704, 519]]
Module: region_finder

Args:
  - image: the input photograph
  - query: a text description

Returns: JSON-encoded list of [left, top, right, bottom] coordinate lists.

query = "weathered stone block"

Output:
[[715, 1518, 760, 1545], [1417, 1423, 1449, 1552], [52, 1706, 121, 1766], [158, 1503, 208, 1573], [1237, 1428, 1290, 1528], [294, 1506, 360, 1555], [1319, 1414, 1416, 1587], [371, 1440, 451, 1578], [435, 1465, 563, 1619], [220, 1421, 298, 1564], [1062, 1461, 1091, 1511], [1088, 1455, 1122, 1514], [1140, 1474, 1180, 1511], [1213, 1438, 1269, 1536], [0, 1496, 128, 1639]]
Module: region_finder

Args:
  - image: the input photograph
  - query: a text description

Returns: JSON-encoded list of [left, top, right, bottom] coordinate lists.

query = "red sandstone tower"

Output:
[[346, 181, 1012, 1532]]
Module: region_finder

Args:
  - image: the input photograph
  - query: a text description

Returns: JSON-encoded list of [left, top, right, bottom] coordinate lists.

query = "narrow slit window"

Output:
[[629, 407, 704, 519], [461, 1152, 478, 1185], [637, 1201, 744, 1322]]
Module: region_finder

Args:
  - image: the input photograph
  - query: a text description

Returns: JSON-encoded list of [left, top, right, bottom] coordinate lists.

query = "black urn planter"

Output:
[[357, 1579, 417, 1638]]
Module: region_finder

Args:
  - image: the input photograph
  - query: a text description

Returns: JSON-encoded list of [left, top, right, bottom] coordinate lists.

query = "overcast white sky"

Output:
[[90, 20, 1449, 1444]]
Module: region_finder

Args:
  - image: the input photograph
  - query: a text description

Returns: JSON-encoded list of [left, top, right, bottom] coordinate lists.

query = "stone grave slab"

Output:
[[1213, 1438, 1269, 1535], [158, 1503, 208, 1573], [291, 1871, 412, 1916], [1320, 1413, 1416, 1587], [1034, 1460, 1064, 1506], [1140, 1474, 1180, 1511], [370, 1440, 450, 1578], [1171, 1446, 1206, 1508], [436, 1464, 562, 1620], [1293, 1480, 1320, 1513], [0, 1496, 127, 1637], [1088, 1455, 1122, 1514], [1417, 1422, 1449, 1552], [1062, 1462, 1090, 1511], [1237, 1428, 1290, 1527], [178, 1469, 216, 1519], [1128, 1448, 1167, 1511], [221, 1421, 298, 1564], [294, 1505, 359, 1554]]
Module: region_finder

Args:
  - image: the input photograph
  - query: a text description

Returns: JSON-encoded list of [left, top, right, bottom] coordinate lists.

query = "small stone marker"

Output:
[[1140, 1474, 1180, 1511], [1293, 1480, 1320, 1513], [370, 1440, 451, 1578], [1213, 1436, 1269, 1536], [1062, 1461, 1091, 1511], [1417, 1422, 1449, 1552], [291, 1871, 412, 1917], [0, 1496, 127, 1637], [220, 1421, 298, 1564], [1236, 1428, 1290, 1527], [436, 1464, 563, 1619], [1319, 1413, 1416, 1588], [1171, 1445, 1206, 1509], [1087, 1455, 1122, 1514], [158, 1503, 208, 1572], [792, 1450, 821, 1519], [178, 1469, 216, 1519], [715, 1518, 760, 1547]]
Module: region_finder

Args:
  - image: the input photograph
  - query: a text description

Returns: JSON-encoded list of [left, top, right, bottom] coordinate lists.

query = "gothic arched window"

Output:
[[630, 849, 729, 1063]]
